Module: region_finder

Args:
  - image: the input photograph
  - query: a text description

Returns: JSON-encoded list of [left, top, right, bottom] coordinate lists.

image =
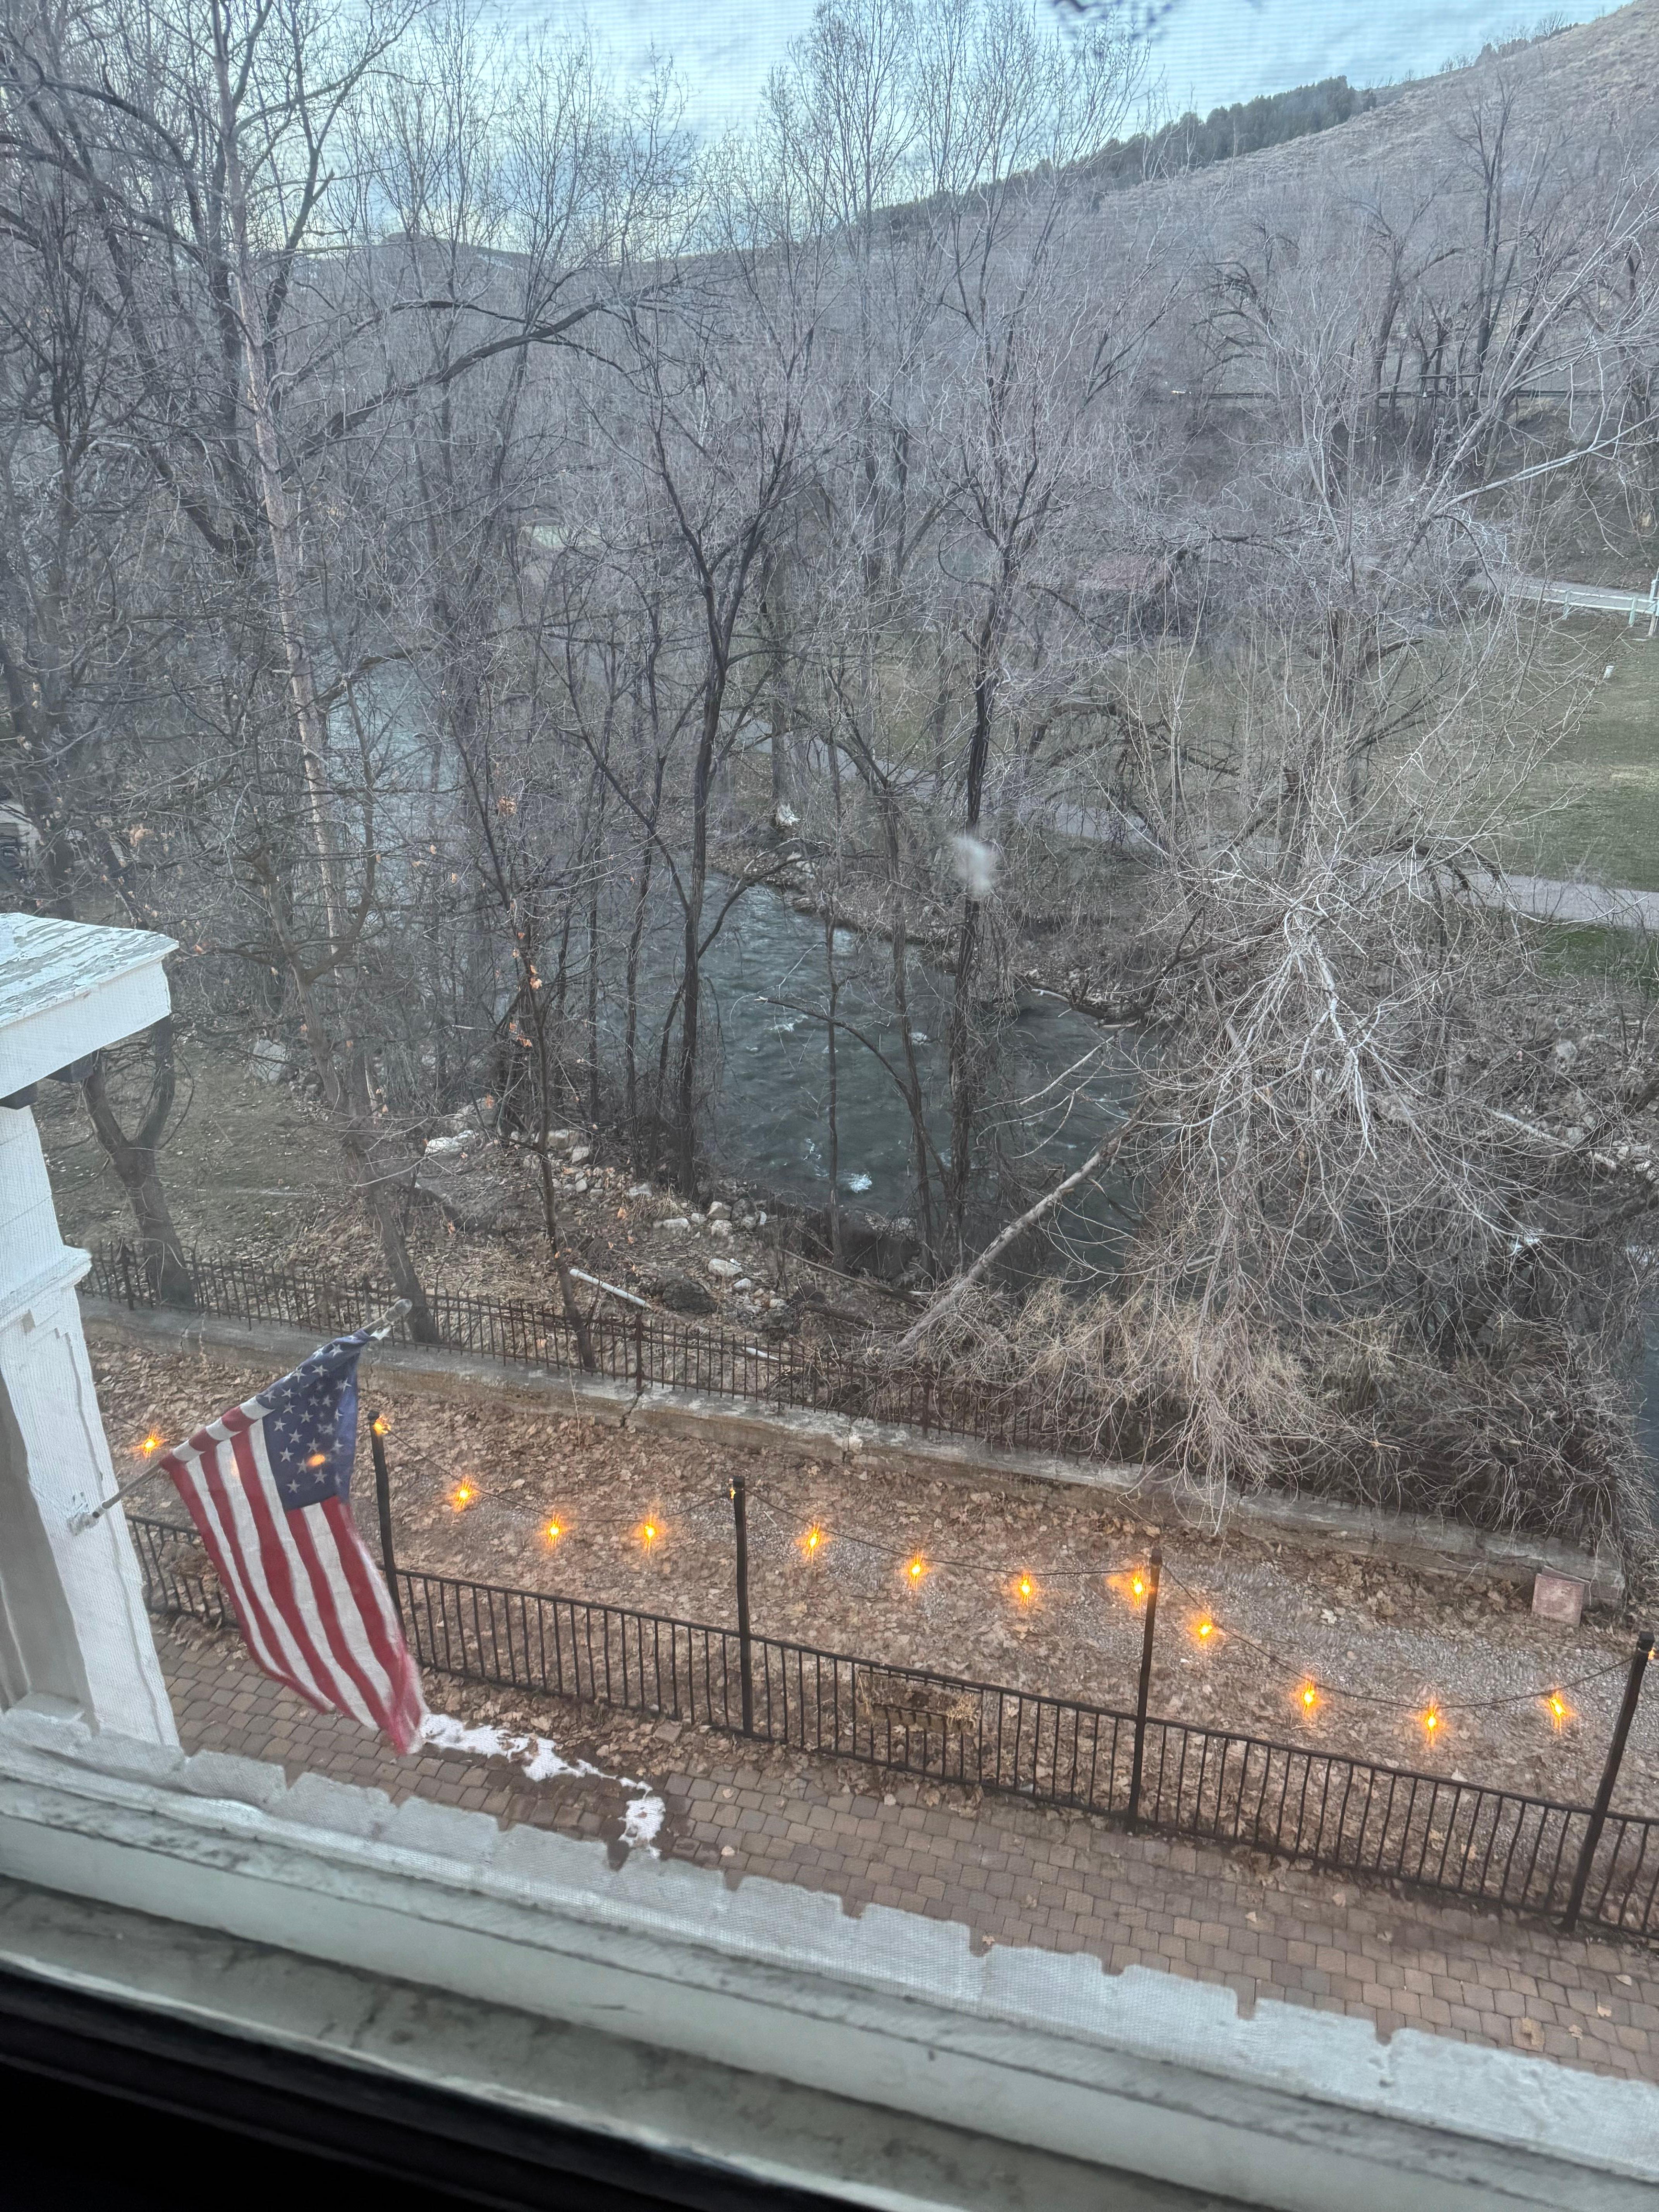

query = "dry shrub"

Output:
[[910, 1278, 1645, 1556]]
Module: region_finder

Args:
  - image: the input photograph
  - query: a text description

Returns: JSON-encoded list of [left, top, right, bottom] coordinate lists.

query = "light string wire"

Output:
[[1157, 1566, 1629, 1719], [801, 1514, 1142, 1582], [719, 1487, 1619, 1726], [253, 1434, 1626, 1735], [745, 1504, 1629, 1726]]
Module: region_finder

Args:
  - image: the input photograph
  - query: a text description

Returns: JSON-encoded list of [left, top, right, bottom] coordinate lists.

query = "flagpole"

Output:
[[70, 1298, 412, 1533]]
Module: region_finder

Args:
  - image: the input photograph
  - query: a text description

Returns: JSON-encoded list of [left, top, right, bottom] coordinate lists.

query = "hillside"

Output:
[[1123, 2, 1659, 210], [1083, 72, 1407, 191]]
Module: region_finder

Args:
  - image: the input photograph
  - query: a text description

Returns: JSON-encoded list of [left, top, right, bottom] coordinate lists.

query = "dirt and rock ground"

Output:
[[36, 1044, 908, 1340], [91, 1335, 1659, 1814]]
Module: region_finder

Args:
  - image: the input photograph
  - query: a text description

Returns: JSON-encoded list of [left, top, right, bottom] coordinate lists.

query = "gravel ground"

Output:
[[92, 1339, 1659, 1814]]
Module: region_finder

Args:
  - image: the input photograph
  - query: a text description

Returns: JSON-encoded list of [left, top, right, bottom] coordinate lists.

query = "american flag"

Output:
[[159, 1331, 426, 1755]]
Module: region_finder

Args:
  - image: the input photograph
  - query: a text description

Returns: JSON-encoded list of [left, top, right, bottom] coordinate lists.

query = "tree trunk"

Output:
[[79, 1020, 194, 1307], [530, 983, 597, 1371], [586, 769, 605, 1129], [624, 823, 656, 1173], [823, 908, 843, 1268], [674, 687, 720, 1192], [944, 629, 998, 1258], [881, 802, 937, 1263], [214, 35, 438, 1343], [899, 1114, 1137, 1354]]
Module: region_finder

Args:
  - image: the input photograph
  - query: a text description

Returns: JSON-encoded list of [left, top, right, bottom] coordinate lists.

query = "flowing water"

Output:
[[623, 880, 1138, 1271]]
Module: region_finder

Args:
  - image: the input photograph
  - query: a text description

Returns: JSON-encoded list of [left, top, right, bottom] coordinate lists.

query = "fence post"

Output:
[[1125, 1546, 1163, 1832], [368, 1412, 404, 1630], [730, 1468, 754, 1735], [118, 1242, 136, 1310], [1562, 1630, 1653, 1932], [634, 1307, 646, 1392]]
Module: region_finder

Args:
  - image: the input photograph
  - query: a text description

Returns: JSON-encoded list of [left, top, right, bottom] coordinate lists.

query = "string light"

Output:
[[137, 1433, 162, 1457], [1160, 1565, 1620, 1731], [306, 1451, 327, 1469], [371, 1414, 391, 1437], [816, 1505, 1625, 1739], [735, 1504, 1617, 1732], [380, 1477, 1621, 1746], [1103, 1566, 1153, 1610]]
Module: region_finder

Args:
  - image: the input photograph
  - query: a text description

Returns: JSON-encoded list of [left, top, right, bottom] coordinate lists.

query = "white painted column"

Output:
[[0, 915, 179, 1744]]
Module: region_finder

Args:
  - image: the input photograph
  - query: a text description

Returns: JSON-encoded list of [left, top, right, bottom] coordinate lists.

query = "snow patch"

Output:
[[421, 1711, 667, 1851], [622, 1792, 666, 1847], [422, 1710, 595, 1781]]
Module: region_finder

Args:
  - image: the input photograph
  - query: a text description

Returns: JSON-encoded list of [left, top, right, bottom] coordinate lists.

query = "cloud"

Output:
[[483, 1, 1615, 140], [1147, 0, 1613, 116]]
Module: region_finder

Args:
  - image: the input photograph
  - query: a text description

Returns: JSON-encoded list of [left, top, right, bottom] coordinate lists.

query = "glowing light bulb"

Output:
[[138, 1433, 162, 1457], [1197, 1619, 1214, 1642], [1547, 1692, 1569, 1728], [639, 1520, 659, 1554], [371, 1415, 391, 1437], [801, 1525, 824, 1559], [907, 1554, 927, 1584], [1422, 1707, 1441, 1737], [1131, 1575, 1146, 1599], [1300, 1682, 1319, 1712], [306, 1451, 327, 1469], [1016, 1574, 1035, 1604], [545, 1520, 563, 1546]]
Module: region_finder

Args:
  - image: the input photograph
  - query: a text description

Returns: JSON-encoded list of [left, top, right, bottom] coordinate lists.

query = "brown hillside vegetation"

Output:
[[1135, 4, 1659, 210]]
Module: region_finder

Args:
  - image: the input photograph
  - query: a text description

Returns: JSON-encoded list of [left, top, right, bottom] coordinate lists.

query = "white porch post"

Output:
[[0, 914, 179, 1744]]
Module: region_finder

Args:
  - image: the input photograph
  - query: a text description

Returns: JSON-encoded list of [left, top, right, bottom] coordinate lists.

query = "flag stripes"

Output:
[[161, 1395, 424, 1753]]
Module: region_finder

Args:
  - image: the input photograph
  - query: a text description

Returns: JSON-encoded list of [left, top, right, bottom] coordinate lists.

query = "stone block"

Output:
[[1533, 1571, 1587, 1626]]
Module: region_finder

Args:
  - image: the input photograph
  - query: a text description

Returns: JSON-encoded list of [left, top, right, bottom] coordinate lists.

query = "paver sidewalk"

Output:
[[156, 1628, 1659, 2085]]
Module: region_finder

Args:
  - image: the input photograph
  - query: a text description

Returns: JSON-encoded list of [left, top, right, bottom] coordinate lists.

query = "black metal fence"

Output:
[[126, 1513, 1659, 1942], [87, 1240, 1111, 1460]]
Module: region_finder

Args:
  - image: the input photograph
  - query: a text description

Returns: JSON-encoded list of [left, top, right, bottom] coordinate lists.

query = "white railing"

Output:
[[1508, 572, 1659, 630]]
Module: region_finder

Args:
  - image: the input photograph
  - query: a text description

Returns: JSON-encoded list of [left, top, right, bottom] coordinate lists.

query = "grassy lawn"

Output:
[[1505, 624, 1659, 890], [1534, 920, 1659, 990]]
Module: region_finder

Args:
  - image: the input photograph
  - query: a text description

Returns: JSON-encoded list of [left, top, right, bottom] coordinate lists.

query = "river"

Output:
[[621, 879, 1139, 1272]]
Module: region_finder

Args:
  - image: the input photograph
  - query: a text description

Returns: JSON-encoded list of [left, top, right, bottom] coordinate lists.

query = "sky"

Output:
[[489, 0, 1620, 137]]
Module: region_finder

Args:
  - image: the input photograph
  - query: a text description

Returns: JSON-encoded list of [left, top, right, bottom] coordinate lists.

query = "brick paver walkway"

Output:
[[157, 1626, 1659, 2085]]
